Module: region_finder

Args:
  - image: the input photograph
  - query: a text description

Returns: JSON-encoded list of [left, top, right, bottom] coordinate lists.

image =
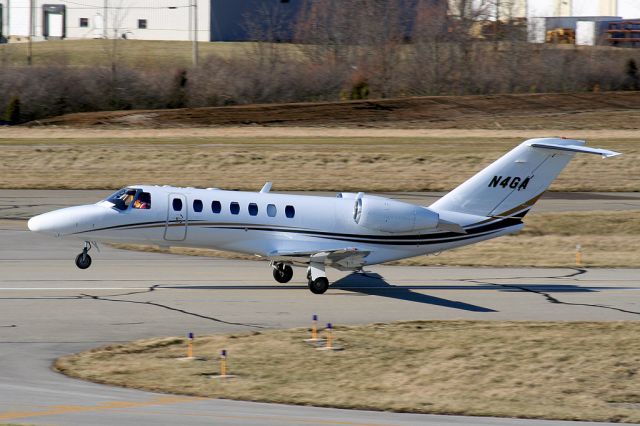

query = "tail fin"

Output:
[[430, 138, 620, 218]]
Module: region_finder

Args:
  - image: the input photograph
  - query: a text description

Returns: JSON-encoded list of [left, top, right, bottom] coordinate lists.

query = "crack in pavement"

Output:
[[462, 268, 640, 316], [0, 285, 266, 329], [78, 292, 266, 329], [98, 285, 160, 298]]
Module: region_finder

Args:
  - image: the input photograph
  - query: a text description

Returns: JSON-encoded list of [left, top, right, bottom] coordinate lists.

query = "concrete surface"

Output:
[[0, 191, 639, 425]]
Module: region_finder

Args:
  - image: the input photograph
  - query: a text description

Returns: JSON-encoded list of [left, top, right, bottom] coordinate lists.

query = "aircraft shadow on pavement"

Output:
[[160, 276, 625, 312], [331, 272, 497, 312], [161, 277, 496, 312]]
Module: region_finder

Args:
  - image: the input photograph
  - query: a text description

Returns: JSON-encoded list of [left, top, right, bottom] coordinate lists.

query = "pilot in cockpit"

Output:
[[124, 193, 135, 206], [133, 192, 151, 209]]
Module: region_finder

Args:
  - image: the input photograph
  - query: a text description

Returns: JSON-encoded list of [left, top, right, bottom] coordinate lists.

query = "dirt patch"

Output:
[[3, 127, 640, 140], [54, 321, 640, 423], [28, 92, 640, 130]]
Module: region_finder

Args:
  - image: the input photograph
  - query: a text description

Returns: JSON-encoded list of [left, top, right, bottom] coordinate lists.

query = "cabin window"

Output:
[[285, 205, 295, 218], [248, 203, 258, 216], [106, 188, 138, 211], [267, 204, 277, 217], [230, 202, 240, 215], [138, 19, 147, 29], [193, 199, 203, 213], [132, 192, 151, 210], [211, 200, 221, 214], [79, 18, 89, 28], [172, 198, 183, 211]]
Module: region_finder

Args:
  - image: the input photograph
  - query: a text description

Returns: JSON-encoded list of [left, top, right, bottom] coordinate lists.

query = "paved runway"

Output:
[[1, 191, 639, 425]]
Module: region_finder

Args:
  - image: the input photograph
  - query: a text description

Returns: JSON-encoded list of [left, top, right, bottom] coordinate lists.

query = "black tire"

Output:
[[308, 277, 329, 295], [75, 253, 92, 269], [273, 264, 293, 284]]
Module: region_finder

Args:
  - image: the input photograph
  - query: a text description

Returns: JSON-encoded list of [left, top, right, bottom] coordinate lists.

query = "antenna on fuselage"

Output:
[[260, 182, 273, 193]]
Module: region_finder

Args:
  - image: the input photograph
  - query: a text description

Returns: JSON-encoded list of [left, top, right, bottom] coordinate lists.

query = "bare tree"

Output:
[[99, 0, 130, 108]]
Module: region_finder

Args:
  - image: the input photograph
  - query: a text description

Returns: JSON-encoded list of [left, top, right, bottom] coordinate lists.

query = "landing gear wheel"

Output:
[[273, 264, 293, 284], [75, 252, 92, 269], [308, 277, 329, 295]]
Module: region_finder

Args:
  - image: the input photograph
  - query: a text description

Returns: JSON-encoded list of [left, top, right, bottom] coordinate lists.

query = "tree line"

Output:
[[2, 0, 640, 123]]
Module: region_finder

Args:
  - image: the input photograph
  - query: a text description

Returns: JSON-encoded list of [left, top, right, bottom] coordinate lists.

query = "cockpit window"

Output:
[[105, 188, 139, 211], [133, 192, 151, 210]]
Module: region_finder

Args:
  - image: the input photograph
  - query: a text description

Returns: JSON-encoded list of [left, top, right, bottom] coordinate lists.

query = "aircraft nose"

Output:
[[28, 213, 57, 235], [28, 205, 112, 237]]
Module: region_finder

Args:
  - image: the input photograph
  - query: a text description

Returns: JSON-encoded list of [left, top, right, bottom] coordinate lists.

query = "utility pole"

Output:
[[27, 0, 33, 65], [192, 0, 198, 66], [104, 0, 108, 39], [6, 0, 11, 40]]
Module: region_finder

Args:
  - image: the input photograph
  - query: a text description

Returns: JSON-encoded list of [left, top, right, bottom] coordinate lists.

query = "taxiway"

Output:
[[0, 190, 638, 425]]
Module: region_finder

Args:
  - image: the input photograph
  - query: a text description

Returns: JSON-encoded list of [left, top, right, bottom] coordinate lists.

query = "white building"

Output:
[[528, 0, 640, 19], [0, 0, 209, 41], [527, 0, 640, 44]]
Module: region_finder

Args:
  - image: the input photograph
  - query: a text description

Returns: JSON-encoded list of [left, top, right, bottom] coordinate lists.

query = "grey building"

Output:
[[209, 0, 447, 42], [210, 0, 305, 42]]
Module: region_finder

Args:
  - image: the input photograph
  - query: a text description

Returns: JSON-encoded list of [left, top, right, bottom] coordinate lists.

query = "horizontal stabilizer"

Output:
[[530, 142, 621, 158]]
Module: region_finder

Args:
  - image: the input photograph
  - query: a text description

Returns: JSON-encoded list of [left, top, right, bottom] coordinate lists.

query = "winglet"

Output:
[[529, 142, 621, 158], [260, 182, 273, 193]]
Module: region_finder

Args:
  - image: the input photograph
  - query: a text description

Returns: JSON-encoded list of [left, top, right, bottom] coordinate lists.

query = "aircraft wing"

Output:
[[266, 248, 370, 271]]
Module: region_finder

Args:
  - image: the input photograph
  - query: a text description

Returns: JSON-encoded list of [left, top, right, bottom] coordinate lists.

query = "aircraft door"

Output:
[[164, 194, 187, 241]]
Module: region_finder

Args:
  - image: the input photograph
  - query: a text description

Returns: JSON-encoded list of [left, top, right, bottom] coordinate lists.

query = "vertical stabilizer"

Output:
[[430, 138, 620, 218]]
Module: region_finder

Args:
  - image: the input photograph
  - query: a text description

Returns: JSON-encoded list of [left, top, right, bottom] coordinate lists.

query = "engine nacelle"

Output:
[[352, 193, 440, 233]]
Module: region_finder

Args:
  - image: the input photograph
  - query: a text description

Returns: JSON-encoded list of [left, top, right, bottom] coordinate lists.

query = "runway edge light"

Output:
[[304, 314, 325, 344], [576, 244, 582, 267], [188, 332, 194, 358], [212, 349, 236, 379], [178, 332, 196, 361], [317, 322, 343, 351]]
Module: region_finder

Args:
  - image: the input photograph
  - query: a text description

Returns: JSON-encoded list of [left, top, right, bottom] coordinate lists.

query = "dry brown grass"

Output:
[[1, 136, 636, 191], [0, 40, 273, 68], [111, 211, 640, 268], [399, 210, 640, 267], [54, 321, 640, 422]]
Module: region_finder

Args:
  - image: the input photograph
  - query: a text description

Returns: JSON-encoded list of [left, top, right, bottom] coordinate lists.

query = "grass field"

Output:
[[0, 136, 636, 191], [54, 321, 640, 423], [111, 210, 640, 268], [0, 40, 263, 68]]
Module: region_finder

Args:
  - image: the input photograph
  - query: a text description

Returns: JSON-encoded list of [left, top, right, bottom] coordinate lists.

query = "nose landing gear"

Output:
[[75, 241, 93, 270]]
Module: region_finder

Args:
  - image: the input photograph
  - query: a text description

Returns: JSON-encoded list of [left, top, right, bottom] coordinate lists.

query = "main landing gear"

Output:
[[75, 241, 93, 270], [272, 262, 294, 283], [271, 262, 330, 294], [307, 263, 329, 295]]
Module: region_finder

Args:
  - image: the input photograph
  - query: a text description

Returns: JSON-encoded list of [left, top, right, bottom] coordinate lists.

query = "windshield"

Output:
[[105, 188, 139, 211]]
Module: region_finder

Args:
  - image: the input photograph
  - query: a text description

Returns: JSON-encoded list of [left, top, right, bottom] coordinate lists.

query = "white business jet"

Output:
[[28, 138, 620, 294]]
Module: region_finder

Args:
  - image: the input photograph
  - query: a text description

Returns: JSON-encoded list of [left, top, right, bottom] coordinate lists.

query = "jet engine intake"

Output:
[[352, 193, 440, 233]]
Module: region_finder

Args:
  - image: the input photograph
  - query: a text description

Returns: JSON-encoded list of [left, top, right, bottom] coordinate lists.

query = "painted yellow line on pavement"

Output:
[[2, 396, 394, 426], [110, 407, 392, 426], [0, 395, 198, 421]]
